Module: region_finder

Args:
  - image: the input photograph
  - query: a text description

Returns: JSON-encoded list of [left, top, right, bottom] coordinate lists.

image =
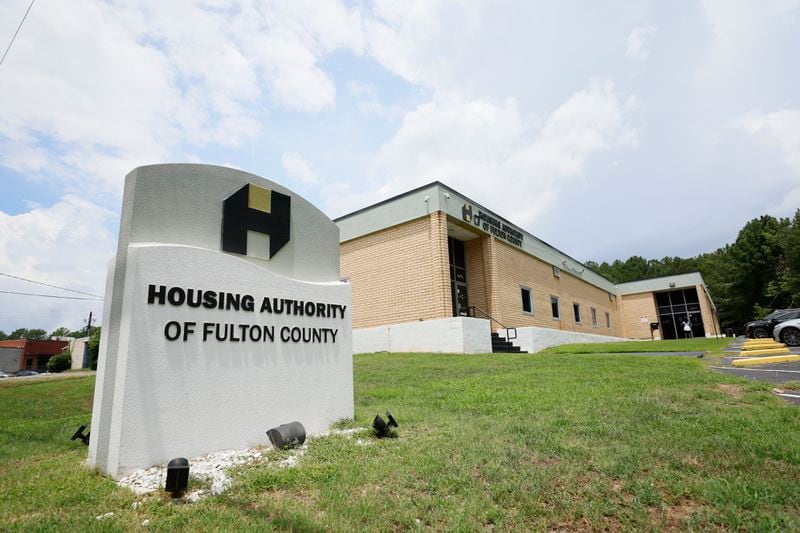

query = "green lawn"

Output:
[[2, 350, 799, 531], [539, 337, 731, 354]]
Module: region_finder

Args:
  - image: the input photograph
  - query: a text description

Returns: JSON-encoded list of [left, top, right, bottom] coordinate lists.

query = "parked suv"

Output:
[[744, 308, 800, 338], [774, 318, 800, 347]]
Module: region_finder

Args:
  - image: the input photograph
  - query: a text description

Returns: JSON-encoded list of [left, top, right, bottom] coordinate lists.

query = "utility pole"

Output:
[[86, 311, 93, 336]]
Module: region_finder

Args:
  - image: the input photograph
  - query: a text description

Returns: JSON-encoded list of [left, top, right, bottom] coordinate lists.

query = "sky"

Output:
[[1, 0, 799, 334]]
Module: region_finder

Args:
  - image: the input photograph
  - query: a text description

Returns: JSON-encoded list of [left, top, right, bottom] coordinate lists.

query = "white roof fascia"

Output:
[[617, 272, 706, 295], [336, 182, 618, 294]]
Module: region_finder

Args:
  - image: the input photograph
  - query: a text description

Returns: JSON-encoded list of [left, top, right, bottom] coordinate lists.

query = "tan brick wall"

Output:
[[620, 292, 659, 339], [342, 215, 660, 339], [340, 213, 451, 329], [490, 239, 623, 337], [696, 285, 721, 336]]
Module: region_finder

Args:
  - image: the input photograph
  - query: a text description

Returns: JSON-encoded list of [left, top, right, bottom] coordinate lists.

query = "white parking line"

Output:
[[777, 393, 800, 399], [711, 367, 800, 374]]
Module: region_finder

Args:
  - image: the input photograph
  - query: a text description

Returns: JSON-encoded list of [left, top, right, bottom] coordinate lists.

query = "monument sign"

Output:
[[88, 164, 353, 479]]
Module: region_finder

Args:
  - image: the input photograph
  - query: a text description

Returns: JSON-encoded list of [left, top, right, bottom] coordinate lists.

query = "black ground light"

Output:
[[71, 424, 90, 446], [165, 458, 190, 497], [267, 421, 306, 449], [372, 411, 398, 438]]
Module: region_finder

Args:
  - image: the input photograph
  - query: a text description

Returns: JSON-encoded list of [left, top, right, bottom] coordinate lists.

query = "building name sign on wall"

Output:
[[462, 203, 524, 247], [147, 284, 346, 344]]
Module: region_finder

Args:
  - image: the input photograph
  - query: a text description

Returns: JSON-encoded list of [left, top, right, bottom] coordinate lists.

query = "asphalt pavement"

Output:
[[712, 338, 800, 405]]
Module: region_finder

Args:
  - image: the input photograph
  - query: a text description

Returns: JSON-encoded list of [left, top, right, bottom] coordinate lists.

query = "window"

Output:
[[606, 311, 611, 329], [551, 296, 560, 320], [573, 303, 581, 323], [520, 287, 533, 314], [591, 307, 598, 327]]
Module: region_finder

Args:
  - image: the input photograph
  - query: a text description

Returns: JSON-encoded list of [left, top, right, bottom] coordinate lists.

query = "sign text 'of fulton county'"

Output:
[[462, 203, 524, 247], [148, 284, 347, 344]]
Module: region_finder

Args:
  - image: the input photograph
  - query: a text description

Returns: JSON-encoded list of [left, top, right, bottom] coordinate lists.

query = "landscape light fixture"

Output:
[[372, 411, 399, 438], [165, 458, 190, 497], [71, 424, 90, 446], [267, 421, 306, 449]]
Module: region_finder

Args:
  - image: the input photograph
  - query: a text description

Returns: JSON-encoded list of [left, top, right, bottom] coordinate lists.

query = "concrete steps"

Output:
[[491, 332, 526, 353]]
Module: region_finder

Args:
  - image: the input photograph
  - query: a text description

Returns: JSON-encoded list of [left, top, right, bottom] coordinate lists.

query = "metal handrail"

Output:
[[467, 306, 517, 341]]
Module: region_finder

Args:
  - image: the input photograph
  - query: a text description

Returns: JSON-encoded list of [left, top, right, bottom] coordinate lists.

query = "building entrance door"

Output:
[[655, 288, 705, 339], [453, 282, 469, 316], [448, 237, 469, 317]]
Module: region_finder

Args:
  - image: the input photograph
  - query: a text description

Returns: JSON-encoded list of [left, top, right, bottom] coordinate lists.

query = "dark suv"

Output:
[[744, 308, 800, 338]]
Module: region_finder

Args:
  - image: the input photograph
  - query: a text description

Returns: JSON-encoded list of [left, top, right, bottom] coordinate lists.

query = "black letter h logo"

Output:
[[221, 184, 291, 259]]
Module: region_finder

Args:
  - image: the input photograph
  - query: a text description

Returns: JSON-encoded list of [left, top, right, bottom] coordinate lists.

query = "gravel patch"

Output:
[[116, 427, 366, 502]]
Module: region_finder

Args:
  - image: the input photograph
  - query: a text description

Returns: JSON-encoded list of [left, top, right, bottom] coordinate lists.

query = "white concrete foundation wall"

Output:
[[498, 326, 629, 353], [354, 317, 492, 354], [70, 338, 89, 370]]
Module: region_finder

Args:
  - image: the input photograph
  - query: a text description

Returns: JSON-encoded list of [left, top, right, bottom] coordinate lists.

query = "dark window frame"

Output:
[[551, 296, 560, 320], [520, 286, 533, 315]]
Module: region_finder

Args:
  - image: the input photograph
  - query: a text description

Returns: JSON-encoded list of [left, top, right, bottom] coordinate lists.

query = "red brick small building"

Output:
[[0, 339, 68, 373]]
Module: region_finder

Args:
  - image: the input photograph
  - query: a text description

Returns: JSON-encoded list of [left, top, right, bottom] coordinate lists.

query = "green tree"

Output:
[[50, 326, 72, 338], [9, 328, 48, 340], [68, 325, 99, 338], [0, 330, 7, 341], [26, 328, 47, 340], [588, 212, 799, 332], [87, 327, 101, 370]]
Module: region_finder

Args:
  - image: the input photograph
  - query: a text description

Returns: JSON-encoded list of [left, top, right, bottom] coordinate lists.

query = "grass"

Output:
[[539, 337, 730, 354], [1, 349, 799, 531]]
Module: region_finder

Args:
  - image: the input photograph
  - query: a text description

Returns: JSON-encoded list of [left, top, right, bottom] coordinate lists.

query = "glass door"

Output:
[[453, 282, 469, 316]]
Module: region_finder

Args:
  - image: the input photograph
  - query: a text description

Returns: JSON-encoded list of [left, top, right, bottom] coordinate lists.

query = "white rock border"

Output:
[[116, 428, 366, 502]]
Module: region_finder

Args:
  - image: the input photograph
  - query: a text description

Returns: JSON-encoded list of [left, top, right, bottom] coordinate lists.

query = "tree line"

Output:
[[0, 326, 101, 369], [0, 326, 95, 341], [585, 210, 800, 331]]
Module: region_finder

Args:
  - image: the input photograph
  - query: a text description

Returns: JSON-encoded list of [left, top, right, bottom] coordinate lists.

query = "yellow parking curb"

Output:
[[742, 340, 782, 347], [738, 347, 792, 356], [732, 354, 800, 367], [741, 344, 786, 351]]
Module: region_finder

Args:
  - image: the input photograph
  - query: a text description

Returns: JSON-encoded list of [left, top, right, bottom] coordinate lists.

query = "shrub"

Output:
[[88, 328, 101, 370], [47, 353, 72, 373]]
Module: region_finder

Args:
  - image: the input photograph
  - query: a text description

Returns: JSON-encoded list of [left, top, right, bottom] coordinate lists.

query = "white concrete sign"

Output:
[[89, 164, 353, 479]]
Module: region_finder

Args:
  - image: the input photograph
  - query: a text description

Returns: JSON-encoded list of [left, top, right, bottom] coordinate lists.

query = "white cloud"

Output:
[[353, 78, 641, 226], [0, 196, 115, 333], [625, 25, 657, 61], [281, 152, 318, 185], [737, 109, 800, 173], [0, 0, 364, 195], [737, 109, 800, 212]]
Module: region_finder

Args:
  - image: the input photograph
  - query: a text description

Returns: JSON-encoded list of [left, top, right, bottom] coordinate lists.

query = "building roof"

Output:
[[335, 181, 620, 293], [335, 183, 719, 303], [616, 272, 706, 295], [0, 339, 69, 354]]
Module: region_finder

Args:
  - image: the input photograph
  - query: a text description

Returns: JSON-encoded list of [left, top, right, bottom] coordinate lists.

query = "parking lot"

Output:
[[713, 338, 800, 405]]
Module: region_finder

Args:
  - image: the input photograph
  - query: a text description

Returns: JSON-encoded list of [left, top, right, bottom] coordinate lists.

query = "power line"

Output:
[[0, 272, 103, 298], [0, 289, 103, 301], [0, 0, 35, 67], [0, 314, 67, 320]]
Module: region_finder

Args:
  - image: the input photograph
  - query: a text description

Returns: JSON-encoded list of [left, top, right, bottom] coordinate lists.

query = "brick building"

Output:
[[0, 339, 69, 373], [337, 182, 720, 353]]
